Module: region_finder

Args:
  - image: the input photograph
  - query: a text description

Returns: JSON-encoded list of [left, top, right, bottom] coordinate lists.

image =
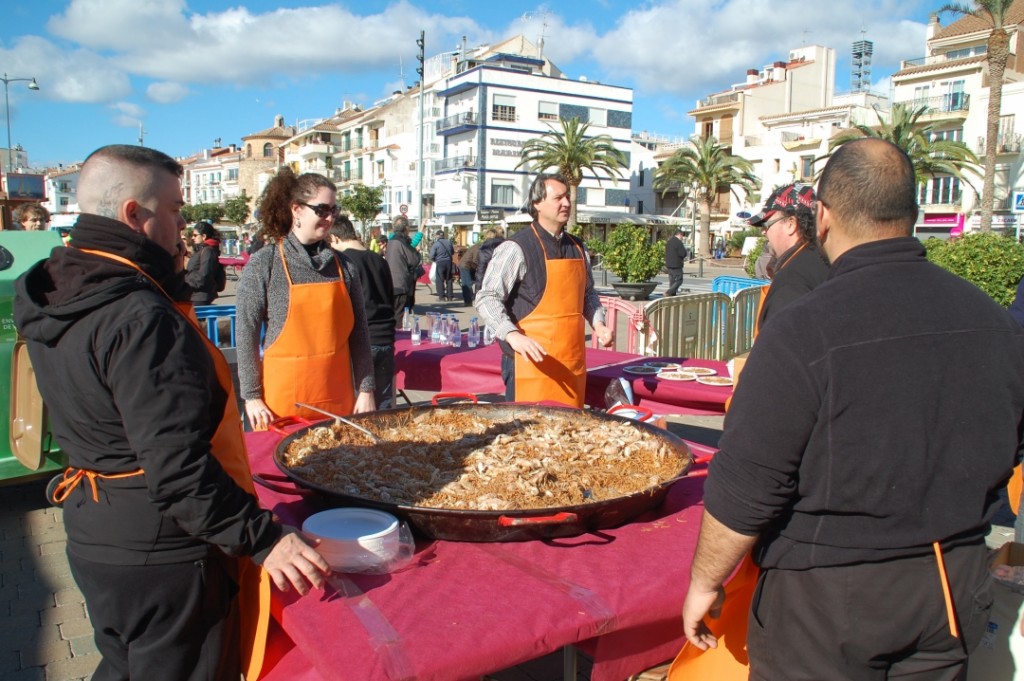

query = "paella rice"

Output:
[[282, 408, 689, 511]]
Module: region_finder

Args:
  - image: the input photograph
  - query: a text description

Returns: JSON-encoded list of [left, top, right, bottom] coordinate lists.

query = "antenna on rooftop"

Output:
[[851, 29, 874, 93], [520, 11, 550, 60], [138, 122, 146, 147]]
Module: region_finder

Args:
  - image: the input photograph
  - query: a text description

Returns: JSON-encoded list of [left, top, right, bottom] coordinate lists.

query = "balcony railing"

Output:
[[694, 92, 740, 109], [898, 93, 970, 115], [975, 132, 1022, 155], [436, 111, 478, 134], [433, 155, 477, 173]]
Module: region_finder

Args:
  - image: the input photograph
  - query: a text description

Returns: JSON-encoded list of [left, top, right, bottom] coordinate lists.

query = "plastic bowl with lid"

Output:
[[302, 508, 401, 572]]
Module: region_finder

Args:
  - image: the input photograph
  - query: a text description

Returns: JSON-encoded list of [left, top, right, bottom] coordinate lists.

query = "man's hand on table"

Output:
[[506, 331, 547, 363], [593, 322, 614, 348], [263, 529, 330, 595]]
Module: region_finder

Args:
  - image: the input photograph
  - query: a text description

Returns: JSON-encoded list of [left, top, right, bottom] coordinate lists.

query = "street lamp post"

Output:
[[2, 73, 40, 174]]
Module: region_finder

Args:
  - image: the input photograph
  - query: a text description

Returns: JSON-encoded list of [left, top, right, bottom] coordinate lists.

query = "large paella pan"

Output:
[[267, 402, 695, 542]]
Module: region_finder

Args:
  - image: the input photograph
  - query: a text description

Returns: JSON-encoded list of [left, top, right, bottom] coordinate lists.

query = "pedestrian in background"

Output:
[[185, 221, 226, 305], [664, 228, 688, 296], [385, 215, 422, 324], [430, 229, 455, 301], [13, 144, 329, 681], [236, 167, 375, 429], [329, 215, 397, 409]]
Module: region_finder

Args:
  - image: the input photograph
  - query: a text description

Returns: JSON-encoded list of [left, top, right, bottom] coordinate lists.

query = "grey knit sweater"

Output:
[[236, 232, 375, 401]]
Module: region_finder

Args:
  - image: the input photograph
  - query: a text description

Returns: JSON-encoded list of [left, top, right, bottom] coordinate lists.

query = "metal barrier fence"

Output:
[[194, 305, 237, 347], [639, 287, 764, 361], [712, 275, 769, 296], [641, 293, 730, 360], [729, 287, 763, 357]]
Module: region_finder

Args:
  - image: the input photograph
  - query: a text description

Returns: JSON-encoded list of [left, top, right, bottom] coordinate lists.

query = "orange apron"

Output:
[[262, 243, 355, 421], [513, 225, 587, 408], [669, 553, 758, 680], [78, 249, 272, 681], [1009, 466, 1023, 515]]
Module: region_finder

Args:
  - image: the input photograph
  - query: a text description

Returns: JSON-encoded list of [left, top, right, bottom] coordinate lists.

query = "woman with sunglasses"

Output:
[[236, 168, 375, 430]]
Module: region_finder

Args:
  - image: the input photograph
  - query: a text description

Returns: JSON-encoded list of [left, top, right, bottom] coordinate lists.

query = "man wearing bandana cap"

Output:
[[748, 183, 829, 331]]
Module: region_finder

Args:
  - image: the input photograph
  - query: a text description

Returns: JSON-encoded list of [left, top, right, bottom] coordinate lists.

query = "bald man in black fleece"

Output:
[[682, 139, 1024, 680]]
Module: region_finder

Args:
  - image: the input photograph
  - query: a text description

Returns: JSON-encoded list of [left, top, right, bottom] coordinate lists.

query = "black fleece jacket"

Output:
[[706, 237, 1024, 569], [14, 215, 282, 566]]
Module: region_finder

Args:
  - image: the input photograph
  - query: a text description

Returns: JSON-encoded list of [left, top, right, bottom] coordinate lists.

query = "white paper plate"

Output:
[[659, 371, 697, 381], [696, 375, 734, 387], [680, 366, 717, 377]]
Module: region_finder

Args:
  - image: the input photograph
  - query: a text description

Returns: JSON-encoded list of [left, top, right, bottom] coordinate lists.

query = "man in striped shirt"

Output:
[[474, 173, 612, 406]]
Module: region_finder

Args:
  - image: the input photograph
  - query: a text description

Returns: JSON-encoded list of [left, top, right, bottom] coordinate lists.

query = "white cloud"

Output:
[[147, 81, 190, 104], [0, 36, 131, 103], [45, 0, 485, 85], [589, 0, 929, 96], [112, 101, 145, 117]]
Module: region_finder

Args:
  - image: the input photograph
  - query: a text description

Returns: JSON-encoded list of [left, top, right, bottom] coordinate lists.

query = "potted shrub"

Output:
[[588, 223, 665, 301]]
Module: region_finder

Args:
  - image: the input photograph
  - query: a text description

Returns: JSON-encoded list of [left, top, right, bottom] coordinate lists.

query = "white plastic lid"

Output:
[[302, 508, 399, 541]]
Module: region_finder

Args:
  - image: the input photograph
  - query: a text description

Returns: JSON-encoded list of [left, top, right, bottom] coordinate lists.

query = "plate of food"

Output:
[[644, 361, 681, 371], [623, 365, 661, 376], [658, 371, 697, 382], [696, 375, 734, 387], [680, 366, 717, 377]]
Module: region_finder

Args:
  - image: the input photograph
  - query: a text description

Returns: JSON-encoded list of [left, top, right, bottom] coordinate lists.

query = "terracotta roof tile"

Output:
[[893, 54, 987, 77], [935, 0, 1024, 39]]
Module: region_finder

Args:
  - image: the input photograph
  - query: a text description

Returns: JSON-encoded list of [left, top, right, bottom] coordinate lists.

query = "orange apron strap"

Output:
[[51, 467, 145, 504], [668, 553, 758, 680], [933, 542, 959, 639]]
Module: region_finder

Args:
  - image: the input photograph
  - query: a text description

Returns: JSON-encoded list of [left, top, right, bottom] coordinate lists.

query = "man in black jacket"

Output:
[[14, 145, 328, 681], [682, 139, 1024, 679], [330, 216, 397, 408], [429, 229, 455, 301], [664, 228, 688, 296], [385, 216, 422, 323]]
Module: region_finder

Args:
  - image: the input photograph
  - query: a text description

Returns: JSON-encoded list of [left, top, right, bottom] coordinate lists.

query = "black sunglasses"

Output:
[[300, 202, 339, 219]]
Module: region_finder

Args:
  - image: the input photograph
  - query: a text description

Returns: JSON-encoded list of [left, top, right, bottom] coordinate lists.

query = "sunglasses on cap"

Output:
[[300, 202, 340, 219]]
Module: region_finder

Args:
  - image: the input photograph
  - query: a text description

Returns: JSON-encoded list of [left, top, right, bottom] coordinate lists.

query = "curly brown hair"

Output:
[[255, 167, 336, 240]]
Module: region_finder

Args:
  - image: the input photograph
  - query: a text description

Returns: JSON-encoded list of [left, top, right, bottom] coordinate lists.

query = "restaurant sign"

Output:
[[490, 138, 525, 157], [478, 209, 503, 222]]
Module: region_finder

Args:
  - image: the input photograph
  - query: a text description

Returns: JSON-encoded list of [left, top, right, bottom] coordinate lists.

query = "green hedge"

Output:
[[925, 232, 1024, 307]]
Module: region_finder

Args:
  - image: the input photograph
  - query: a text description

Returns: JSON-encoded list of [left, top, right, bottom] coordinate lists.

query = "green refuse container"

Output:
[[0, 231, 66, 483]]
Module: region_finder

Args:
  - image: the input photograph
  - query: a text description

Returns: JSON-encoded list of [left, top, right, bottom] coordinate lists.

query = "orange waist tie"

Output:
[[51, 467, 145, 504]]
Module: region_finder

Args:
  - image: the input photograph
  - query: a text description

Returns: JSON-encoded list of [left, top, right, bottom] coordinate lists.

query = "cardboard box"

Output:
[[968, 542, 1024, 680]]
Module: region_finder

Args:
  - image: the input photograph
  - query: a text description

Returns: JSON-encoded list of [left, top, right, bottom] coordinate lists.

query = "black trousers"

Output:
[[69, 552, 240, 681], [748, 542, 992, 681], [371, 343, 395, 408], [665, 266, 684, 295], [434, 261, 453, 299]]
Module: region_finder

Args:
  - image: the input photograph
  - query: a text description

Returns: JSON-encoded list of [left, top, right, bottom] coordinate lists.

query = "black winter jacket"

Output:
[[14, 215, 282, 566], [707, 237, 1024, 569], [184, 241, 222, 304]]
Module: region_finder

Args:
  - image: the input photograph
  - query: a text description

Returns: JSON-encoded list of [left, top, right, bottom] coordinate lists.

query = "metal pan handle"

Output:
[[431, 392, 478, 406], [268, 415, 313, 434], [252, 472, 314, 496], [498, 512, 578, 527]]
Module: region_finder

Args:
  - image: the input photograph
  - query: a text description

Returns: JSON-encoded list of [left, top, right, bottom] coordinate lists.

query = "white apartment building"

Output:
[[183, 145, 243, 207], [891, 8, 1024, 237], [42, 165, 80, 219], [431, 36, 634, 244], [686, 45, 838, 232]]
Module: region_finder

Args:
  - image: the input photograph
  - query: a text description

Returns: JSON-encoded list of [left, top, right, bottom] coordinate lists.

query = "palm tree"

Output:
[[653, 136, 759, 260], [516, 117, 627, 227], [939, 0, 1016, 231], [825, 103, 980, 192]]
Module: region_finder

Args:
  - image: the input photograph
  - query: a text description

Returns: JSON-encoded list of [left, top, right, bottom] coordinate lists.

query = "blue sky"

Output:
[[2, 0, 941, 169]]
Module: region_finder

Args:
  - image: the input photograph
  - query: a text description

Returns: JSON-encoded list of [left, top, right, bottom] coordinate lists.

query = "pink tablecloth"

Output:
[[395, 335, 731, 415], [393, 333, 637, 399], [585, 357, 733, 417], [249, 430, 715, 681]]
